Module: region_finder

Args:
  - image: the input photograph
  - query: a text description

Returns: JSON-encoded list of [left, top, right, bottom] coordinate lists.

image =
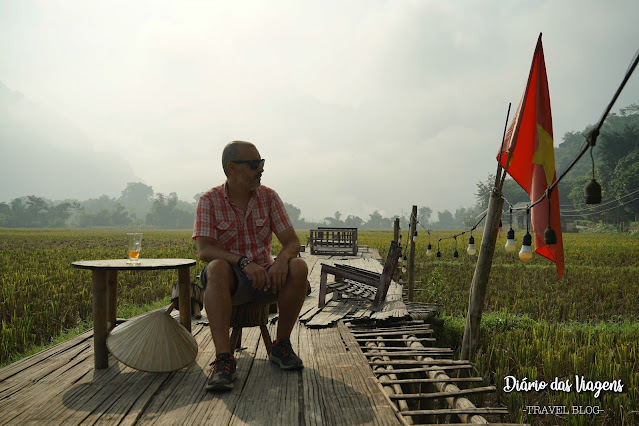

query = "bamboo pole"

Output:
[[460, 104, 510, 362], [367, 337, 413, 424], [404, 334, 488, 424], [461, 186, 504, 361]]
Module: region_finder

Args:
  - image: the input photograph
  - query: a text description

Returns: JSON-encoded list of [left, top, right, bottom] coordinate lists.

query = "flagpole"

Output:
[[461, 104, 512, 362], [495, 103, 512, 188], [460, 184, 504, 362], [462, 35, 639, 362]]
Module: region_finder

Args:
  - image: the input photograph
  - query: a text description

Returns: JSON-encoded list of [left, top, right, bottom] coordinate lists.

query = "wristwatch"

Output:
[[237, 256, 252, 270]]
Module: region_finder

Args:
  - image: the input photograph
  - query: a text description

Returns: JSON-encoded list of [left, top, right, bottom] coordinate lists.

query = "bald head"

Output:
[[222, 140, 256, 176]]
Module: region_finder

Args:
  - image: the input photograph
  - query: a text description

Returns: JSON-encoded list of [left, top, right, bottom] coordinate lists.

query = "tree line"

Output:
[[0, 184, 468, 230], [0, 182, 196, 229], [2, 104, 637, 230]]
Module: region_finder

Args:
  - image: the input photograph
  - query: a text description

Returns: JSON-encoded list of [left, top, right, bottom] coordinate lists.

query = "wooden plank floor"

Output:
[[0, 250, 403, 426]]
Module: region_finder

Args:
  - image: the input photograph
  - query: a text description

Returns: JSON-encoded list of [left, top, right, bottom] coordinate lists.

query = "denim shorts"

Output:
[[200, 263, 278, 306]]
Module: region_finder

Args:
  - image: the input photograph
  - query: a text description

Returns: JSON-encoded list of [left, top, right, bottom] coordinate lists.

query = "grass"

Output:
[[0, 296, 171, 368], [1, 228, 637, 425]]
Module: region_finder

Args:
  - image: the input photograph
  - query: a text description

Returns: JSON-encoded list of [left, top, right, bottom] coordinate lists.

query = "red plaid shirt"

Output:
[[192, 183, 293, 267]]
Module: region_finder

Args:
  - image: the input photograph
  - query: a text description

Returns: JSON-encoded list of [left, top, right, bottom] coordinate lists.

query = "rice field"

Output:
[[381, 229, 639, 426], [1, 228, 637, 425]]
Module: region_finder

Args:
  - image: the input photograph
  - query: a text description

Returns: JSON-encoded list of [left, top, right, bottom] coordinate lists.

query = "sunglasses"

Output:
[[230, 159, 265, 170]]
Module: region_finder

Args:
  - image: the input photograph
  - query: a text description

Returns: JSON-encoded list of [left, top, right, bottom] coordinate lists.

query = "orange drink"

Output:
[[126, 233, 142, 264]]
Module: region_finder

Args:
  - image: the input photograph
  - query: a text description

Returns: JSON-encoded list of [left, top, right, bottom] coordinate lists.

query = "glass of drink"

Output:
[[126, 233, 142, 264]]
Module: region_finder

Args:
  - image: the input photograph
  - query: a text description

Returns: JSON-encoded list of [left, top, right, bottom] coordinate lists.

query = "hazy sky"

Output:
[[1, 0, 638, 221]]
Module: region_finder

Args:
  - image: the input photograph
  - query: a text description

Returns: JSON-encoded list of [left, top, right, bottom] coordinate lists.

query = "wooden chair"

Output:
[[208, 245, 309, 355], [317, 240, 401, 309], [196, 272, 274, 355], [229, 303, 273, 354]]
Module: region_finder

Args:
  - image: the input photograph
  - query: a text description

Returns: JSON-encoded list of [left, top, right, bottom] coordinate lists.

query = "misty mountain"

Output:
[[0, 81, 137, 202]]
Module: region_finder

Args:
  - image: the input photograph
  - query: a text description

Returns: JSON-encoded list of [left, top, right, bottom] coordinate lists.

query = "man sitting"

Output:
[[193, 140, 308, 392]]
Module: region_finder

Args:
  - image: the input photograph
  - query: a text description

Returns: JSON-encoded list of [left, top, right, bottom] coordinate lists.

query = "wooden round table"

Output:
[[71, 258, 197, 370]]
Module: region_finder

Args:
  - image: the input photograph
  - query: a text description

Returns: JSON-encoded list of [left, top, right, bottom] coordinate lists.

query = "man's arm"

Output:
[[275, 226, 301, 262], [195, 236, 241, 264], [196, 236, 269, 289], [268, 226, 301, 292]]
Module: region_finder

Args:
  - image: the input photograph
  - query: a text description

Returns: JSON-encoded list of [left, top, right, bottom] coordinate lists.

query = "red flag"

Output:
[[497, 34, 564, 278]]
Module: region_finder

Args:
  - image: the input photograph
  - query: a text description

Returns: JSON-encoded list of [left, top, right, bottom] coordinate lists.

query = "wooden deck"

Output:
[[0, 248, 517, 425], [0, 249, 404, 426]]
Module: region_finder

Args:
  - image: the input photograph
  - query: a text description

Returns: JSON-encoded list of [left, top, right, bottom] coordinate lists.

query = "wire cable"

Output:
[[561, 194, 639, 217], [501, 47, 639, 212]]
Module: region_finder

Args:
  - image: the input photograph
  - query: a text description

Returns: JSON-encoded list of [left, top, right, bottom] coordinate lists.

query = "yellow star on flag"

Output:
[[532, 123, 556, 186]]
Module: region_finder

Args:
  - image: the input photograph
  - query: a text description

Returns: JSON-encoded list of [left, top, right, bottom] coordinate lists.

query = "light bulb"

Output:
[[519, 232, 533, 262], [584, 179, 602, 204], [426, 243, 432, 256], [544, 226, 557, 245], [436, 250, 441, 258], [412, 231, 418, 242], [505, 228, 516, 253], [402, 265, 407, 273], [453, 249, 459, 258], [498, 219, 504, 238], [467, 236, 476, 256]]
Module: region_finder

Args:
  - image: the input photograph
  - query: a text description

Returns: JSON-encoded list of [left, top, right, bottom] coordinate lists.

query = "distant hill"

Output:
[[0, 81, 136, 202]]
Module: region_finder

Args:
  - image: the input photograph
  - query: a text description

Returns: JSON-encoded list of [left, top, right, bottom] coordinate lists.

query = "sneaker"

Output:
[[269, 338, 304, 370], [206, 353, 236, 391]]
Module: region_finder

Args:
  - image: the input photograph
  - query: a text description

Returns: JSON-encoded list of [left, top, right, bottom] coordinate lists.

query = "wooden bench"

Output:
[[317, 240, 401, 310], [309, 227, 358, 256]]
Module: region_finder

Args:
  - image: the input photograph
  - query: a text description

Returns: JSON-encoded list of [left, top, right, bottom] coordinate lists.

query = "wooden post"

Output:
[[461, 186, 504, 361], [106, 270, 117, 332], [92, 270, 108, 369], [178, 267, 191, 332], [393, 218, 401, 284], [393, 218, 400, 241], [407, 205, 417, 302]]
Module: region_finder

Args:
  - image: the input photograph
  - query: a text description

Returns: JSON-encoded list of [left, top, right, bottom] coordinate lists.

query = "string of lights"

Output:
[[409, 211, 488, 258], [522, 47, 638, 213], [397, 49, 638, 262]]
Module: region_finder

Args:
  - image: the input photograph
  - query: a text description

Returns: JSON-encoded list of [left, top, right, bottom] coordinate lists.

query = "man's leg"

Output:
[[204, 259, 235, 354], [204, 260, 238, 392], [275, 257, 308, 340], [269, 257, 308, 370]]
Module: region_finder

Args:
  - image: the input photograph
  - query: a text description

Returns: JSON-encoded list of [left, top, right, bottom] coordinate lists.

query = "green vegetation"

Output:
[[0, 229, 204, 366], [1, 228, 637, 425], [391, 230, 638, 426]]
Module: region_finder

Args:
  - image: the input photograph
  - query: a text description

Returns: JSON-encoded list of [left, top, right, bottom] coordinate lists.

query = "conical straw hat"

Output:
[[107, 309, 198, 373]]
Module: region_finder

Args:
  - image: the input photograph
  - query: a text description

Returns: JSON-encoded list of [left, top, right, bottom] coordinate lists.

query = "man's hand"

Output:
[[267, 257, 289, 293], [242, 262, 269, 290]]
